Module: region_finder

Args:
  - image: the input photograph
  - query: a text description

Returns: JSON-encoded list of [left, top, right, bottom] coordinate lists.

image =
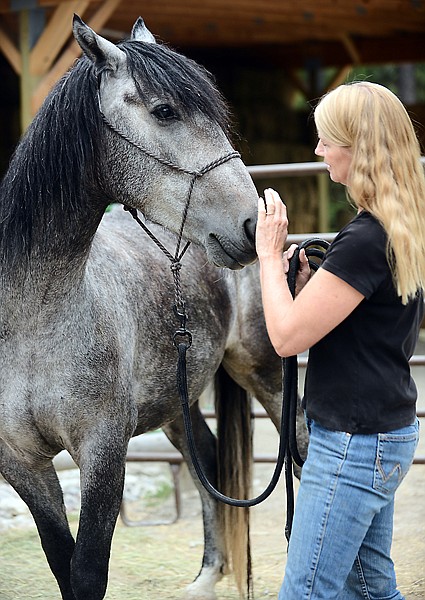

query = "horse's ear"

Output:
[[131, 17, 156, 43], [72, 14, 125, 72]]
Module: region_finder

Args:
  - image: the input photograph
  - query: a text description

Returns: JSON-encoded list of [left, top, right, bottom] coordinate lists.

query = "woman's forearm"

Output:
[[258, 255, 294, 355]]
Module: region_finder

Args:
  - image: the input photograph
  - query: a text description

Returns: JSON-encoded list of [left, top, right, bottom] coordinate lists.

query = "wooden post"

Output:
[[18, 8, 44, 132]]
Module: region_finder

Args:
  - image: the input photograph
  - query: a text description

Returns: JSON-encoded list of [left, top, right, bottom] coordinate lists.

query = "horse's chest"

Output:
[[0, 347, 55, 438], [0, 333, 78, 444]]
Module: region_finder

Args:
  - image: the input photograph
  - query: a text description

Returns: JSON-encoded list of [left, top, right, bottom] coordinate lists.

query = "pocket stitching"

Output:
[[374, 433, 417, 493], [376, 454, 402, 487]]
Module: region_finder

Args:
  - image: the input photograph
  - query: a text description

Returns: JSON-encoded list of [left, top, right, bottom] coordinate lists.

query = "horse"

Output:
[[0, 15, 260, 600]]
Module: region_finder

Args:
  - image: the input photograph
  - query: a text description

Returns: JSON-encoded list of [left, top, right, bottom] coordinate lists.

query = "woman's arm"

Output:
[[256, 189, 364, 357]]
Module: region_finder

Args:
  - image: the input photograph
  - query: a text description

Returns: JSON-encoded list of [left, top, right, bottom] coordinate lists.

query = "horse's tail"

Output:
[[215, 365, 253, 599]]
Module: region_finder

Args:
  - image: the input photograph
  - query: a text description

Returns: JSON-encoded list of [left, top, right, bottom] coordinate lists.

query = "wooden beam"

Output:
[[0, 0, 100, 7], [30, 1, 90, 76], [0, 23, 21, 74], [31, 0, 122, 115], [87, 0, 122, 31], [20, 10, 36, 132], [36, 0, 102, 5], [325, 65, 353, 92], [31, 39, 81, 114], [339, 34, 361, 65], [287, 68, 309, 99]]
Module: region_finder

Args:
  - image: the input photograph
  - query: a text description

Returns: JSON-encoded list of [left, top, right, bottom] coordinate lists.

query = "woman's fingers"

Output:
[[256, 188, 289, 259], [283, 244, 298, 273], [258, 196, 267, 219], [264, 188, 284, 216], [286, 244, 298, 259]]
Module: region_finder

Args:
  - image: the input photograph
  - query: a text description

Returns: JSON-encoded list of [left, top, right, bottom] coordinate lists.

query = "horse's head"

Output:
[[72, 16, 258, 269]]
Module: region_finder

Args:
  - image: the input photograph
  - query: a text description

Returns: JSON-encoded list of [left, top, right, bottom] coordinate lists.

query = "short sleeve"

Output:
[[321, 212, 389, 299]]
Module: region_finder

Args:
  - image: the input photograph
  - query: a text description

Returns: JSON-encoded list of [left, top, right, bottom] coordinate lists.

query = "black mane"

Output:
[[0, 59, 102, 273], [0, 38, 231, 274]]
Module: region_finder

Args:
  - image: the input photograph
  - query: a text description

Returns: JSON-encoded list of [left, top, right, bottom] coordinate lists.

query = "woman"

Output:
[[255, 82, 425, 599]]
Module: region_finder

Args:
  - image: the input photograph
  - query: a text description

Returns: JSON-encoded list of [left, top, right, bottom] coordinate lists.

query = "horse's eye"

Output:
[[152, 104, 178, 122]]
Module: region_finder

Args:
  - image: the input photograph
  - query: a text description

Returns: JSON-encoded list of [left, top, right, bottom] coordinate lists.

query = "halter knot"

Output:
[[170, 261, 182, 273]]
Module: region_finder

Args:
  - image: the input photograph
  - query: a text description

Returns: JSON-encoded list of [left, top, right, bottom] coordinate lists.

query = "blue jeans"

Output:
[[278, 418, 420, 600]]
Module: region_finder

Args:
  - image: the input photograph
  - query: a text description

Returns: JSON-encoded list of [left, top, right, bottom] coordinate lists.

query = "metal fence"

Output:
[[247, 156, 425, 179]]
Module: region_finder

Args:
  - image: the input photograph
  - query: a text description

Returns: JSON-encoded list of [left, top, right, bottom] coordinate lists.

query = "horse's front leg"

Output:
[[71, 430, 130, 600], [0, 443, 76, 600], [163, 403, 226, 600]]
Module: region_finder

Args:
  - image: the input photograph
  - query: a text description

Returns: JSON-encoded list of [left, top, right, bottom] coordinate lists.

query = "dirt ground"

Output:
[[114, 446, 425, 600], [115, 419, 425, 600], [1, 415, 424, 600], [2, 356, 425, 599]]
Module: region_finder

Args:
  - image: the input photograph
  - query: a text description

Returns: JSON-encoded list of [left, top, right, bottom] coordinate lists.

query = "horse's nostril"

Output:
[[244, 216, 257, 246]]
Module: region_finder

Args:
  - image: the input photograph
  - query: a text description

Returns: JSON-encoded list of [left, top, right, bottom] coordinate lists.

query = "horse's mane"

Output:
[[0, 38, 231, 273], [0, 59, 102, 273]]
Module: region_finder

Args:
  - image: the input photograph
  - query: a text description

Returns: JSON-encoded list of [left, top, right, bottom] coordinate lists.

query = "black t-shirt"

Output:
[[302, 211, 423, 434]]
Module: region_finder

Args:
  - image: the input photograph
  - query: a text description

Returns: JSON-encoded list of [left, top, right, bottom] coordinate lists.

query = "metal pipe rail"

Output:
[[122, 390, 425, 526], [247, 156, 425, 179], [202, 406, 425, 465]]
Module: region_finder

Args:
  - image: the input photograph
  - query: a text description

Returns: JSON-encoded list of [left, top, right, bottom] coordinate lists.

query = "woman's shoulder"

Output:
[[325, 211, 388, 272], [335, 211, 386, 248], [342, 210, 384, 231], [323, 211, 391, 298]]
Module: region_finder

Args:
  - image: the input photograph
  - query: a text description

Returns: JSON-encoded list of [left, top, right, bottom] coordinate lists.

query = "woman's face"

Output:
[[315, 136, 352, 186]]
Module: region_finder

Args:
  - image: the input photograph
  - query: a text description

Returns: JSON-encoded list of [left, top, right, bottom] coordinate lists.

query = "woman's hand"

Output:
[[283, 244, 311, 295], [256, 188, 289, 260]]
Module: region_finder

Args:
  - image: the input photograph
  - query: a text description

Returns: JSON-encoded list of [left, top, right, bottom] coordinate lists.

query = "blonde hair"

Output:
[[314, 81, 425, 304]]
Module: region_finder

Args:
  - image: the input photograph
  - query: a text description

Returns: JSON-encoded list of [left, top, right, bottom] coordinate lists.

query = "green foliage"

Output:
[[349, 63, 425, 101], [292, 63, 425, 110]]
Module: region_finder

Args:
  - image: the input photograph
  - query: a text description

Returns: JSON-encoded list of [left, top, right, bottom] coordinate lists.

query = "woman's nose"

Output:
[[314, 141, 323, 156]]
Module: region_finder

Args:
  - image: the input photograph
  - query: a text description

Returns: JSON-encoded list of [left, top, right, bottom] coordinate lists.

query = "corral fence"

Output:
[[121, 159, 425, 525]]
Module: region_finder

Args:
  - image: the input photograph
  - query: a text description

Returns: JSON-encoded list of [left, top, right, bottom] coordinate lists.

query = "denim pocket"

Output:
[[373, 420, 419, 495]]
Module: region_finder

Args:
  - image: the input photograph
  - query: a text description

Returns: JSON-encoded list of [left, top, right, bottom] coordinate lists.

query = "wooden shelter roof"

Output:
[[1, 0, 425, 65], [105, 0, 425, 67], [0, 0, 424, 126]]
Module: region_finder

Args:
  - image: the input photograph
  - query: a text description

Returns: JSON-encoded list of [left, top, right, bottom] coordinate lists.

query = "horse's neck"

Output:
[[2, 250, 87, 310], [0, 191, 105, 308]]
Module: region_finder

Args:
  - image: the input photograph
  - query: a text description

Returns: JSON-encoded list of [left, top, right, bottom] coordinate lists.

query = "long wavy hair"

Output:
[[314, 81, 425, 304]]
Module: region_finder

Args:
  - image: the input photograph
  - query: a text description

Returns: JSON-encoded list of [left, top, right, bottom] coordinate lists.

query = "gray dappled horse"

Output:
[[0, 15, 262, 600]]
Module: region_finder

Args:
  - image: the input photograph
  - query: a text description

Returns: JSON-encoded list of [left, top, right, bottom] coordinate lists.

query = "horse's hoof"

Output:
[[184, 565, 222, 600], [184, 585, 217, 600]]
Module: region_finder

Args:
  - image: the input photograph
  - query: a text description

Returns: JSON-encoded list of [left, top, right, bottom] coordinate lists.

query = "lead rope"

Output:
[[176, 238, 329, 540], [282, 238, 330, 537]]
